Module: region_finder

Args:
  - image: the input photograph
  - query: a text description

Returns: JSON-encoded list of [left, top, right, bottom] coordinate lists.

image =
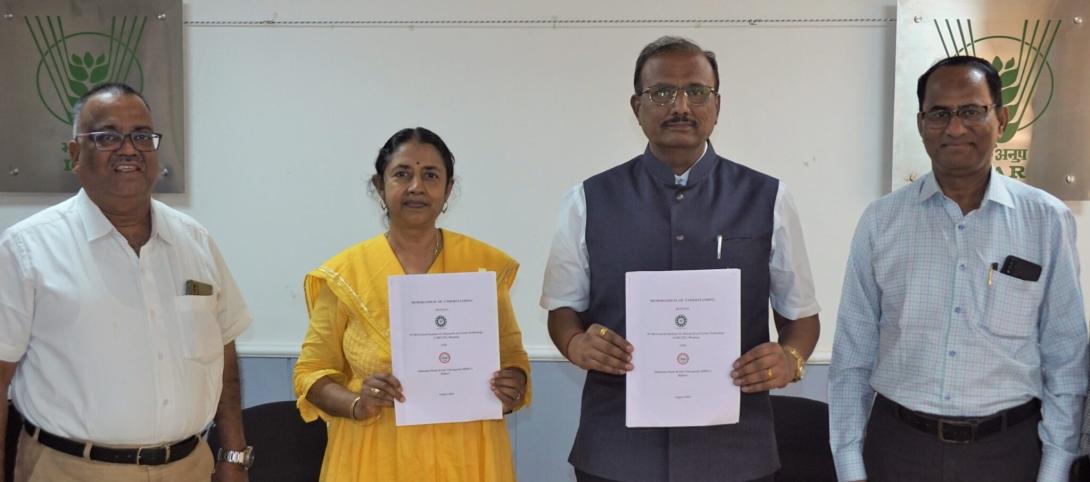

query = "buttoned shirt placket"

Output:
[[125, 232, 171, 444], [938, 195, 976, 411]]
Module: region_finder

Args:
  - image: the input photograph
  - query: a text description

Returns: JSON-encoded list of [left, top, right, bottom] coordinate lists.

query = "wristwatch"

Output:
[[216, 446, 255, 470], [781, 345, 806, 383]]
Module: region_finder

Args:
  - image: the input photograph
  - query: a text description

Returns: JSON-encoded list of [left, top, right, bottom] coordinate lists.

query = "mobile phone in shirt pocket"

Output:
[[983, 272, 1043, 339], [175, 295, 224, 363]]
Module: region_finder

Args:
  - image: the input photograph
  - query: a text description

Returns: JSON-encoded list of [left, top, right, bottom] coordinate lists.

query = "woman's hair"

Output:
[[373, 127, 455, 181]]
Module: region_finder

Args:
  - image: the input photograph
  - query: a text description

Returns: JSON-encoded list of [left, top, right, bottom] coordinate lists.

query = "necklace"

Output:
[[386, 229, 442, 272]]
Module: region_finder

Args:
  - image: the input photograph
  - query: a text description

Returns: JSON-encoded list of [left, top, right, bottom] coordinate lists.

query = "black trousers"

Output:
[[862, 396, 1042, 482], [574, 468, 774, 482]]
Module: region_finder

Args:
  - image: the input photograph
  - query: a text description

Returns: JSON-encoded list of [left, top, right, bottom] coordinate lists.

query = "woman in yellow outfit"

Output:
[[292, 127, 531, 482]]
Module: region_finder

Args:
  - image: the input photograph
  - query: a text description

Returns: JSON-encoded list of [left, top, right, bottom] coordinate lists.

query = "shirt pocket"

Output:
[[175, 295, 223, 363], [982, 273, 1042, 339], [718, 236, 768, 268]]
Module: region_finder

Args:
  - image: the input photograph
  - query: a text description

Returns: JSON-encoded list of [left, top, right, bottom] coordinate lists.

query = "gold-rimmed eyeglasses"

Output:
[[639, 84, 718, 106]]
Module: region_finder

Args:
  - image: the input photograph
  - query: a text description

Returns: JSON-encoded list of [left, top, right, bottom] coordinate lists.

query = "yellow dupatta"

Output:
[[294, 229, 531, 423]]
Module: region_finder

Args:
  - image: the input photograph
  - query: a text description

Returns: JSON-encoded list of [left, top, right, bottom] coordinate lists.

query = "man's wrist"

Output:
[[1037, 446, 1076, 482], [562, 331, 583, 361], [833, 448, 867, 482], [213, 459, 248, 479], [780, 344, 806, 382], [215, 446, 254, 470]]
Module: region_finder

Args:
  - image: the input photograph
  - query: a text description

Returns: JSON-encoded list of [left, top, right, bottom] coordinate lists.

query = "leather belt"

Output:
[[876, 394, 1040, 444], [24, 421, 200, 465]]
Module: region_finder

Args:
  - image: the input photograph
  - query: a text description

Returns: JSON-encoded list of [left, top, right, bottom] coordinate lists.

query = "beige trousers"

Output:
[[13, 430, 214, 482]]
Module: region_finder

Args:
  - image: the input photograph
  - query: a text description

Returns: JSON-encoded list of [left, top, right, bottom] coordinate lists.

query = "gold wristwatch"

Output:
[[781, 345, 806, 382]]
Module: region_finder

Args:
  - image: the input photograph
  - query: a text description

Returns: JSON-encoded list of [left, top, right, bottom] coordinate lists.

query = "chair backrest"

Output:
[[1072, 454, 1090, 482], [770, 395, 837, 482], [5, 401, 22, 482], [208, 400, 327, 482]]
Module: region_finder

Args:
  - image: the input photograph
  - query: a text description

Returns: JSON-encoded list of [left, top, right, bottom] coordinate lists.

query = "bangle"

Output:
[[348, 396, 362, 420]]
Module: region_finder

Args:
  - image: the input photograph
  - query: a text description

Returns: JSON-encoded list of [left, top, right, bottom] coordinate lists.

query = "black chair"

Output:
[[208, 400, 327, 482], [1072, 454, 1090, 482], [770, 395, 837, 482], [5, 401, 21, 482]]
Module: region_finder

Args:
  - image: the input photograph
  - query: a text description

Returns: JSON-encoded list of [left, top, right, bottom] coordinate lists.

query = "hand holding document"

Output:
[[625, 269, 741, 428], [388, 271, 501, 426]]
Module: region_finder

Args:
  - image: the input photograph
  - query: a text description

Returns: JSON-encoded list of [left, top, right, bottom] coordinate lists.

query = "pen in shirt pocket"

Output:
[[988, 262, 998, 286]]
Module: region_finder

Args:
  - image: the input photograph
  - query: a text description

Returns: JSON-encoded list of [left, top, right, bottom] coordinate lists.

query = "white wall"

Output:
[[1, 0, 938, 361]]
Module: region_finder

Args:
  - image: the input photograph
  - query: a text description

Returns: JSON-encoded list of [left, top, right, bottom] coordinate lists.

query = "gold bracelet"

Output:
[[781, 344, 805, 362], [348, 396, 362, 420], [781, 344, 806, 382]]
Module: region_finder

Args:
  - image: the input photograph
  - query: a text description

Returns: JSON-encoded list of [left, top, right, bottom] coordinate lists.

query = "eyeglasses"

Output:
[[640, 84, 718, 106], [919, 104, 994, 130], [74, 131, 163, 151]]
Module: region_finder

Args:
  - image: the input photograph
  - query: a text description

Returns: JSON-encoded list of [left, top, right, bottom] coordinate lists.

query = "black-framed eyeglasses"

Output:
[[919, 104, 994, 129], [74, 131, 163, 151], [640, 84, 718, 106]]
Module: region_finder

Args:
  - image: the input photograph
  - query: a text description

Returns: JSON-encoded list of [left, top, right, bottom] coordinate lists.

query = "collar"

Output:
[[75, 189, 173, 244], [75, 189, 115, 242], [640, 141, 717, 187], [149, 198, 175, 245], [982, 171, 1015, 208], [916, 171, 1015, 209], [674, 143, 709, 186]]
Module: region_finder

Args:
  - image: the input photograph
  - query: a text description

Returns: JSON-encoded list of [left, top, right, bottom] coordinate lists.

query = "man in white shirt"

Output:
[[0, 83, 253, 482], [541, 36, 821, 482]]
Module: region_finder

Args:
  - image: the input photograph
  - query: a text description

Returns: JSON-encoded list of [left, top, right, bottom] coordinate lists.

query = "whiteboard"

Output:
[[2, 0, 938, 361]]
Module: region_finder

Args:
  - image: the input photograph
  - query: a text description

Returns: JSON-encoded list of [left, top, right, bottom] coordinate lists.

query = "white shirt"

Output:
[[0, 190, 252, 445], [541, 158, 820, 320]]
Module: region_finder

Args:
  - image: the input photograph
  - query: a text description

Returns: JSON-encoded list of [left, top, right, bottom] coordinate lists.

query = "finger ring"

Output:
[[599, 327, 608, 336], [370, 387, 381, 396], [767, 368, 774, 380]]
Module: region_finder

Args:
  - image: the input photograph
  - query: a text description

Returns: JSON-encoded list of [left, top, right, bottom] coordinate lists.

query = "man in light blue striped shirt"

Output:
[[830, 56, 1088, 482]]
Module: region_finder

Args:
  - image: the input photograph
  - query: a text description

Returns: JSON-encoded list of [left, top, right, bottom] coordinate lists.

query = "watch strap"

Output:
[[216, 446, 254, 469]]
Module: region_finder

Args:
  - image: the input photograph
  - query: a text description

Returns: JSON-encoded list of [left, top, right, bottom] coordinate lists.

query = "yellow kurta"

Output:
[[292, 230, 532, 482]]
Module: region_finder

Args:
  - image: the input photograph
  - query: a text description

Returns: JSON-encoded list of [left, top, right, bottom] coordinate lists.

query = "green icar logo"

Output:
[[26, 16, 148, 125], [933, 18, 1061, 180]]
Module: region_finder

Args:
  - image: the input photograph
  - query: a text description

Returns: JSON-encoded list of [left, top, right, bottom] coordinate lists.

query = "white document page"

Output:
[[625, 269, 741, 427], [388, 271, 501, 426]]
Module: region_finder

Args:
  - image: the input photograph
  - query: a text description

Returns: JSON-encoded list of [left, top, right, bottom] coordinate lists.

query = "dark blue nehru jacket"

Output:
[[571, 143, 781, 482]]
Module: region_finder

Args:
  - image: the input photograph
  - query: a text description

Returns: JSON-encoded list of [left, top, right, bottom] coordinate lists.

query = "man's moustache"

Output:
[[661, 117, 697, 127]]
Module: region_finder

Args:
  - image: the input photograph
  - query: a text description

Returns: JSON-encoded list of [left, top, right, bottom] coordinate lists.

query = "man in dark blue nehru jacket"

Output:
[[541, 36, 822, 482]]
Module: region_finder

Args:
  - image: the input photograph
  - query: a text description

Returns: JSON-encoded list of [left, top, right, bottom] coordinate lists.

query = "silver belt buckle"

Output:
[[135, 446, 145, 466], [937, 419, 975, 444]]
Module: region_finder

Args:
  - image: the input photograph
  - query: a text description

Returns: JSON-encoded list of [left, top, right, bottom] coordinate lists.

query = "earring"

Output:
[[380, 201, 387, 211], [441, 203, 448, 213]]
